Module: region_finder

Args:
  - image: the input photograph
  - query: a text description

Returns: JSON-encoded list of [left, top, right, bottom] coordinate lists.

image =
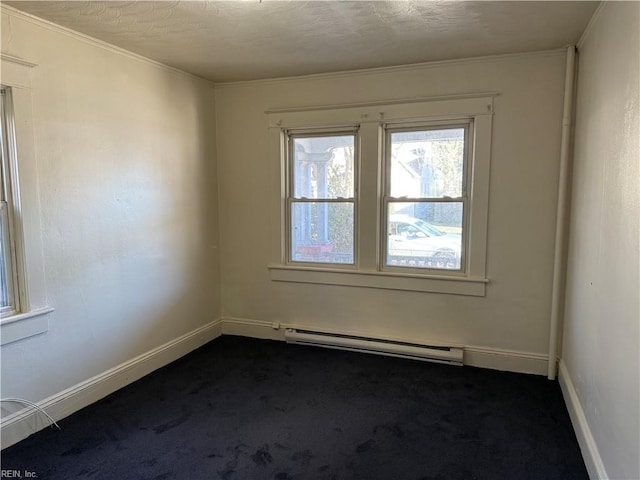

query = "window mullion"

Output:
[[356, 122, 380, 270]]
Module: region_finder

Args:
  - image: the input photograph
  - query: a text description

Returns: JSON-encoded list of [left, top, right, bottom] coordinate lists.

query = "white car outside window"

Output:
[[387, 214, 462, 270]]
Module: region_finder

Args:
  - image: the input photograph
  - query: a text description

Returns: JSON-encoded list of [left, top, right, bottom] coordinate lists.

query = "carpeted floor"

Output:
[[2, 336, 588, 480]]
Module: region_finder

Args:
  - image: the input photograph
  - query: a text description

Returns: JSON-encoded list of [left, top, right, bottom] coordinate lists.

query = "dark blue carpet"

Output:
[[1, 336, 588, 479]]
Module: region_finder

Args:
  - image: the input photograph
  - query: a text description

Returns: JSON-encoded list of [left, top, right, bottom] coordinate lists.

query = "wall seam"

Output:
[[577, 2, 605, 51]]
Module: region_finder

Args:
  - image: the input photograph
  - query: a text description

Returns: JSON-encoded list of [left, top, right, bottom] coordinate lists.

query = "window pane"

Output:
[[389, 128, 465, 198], [291, 202, 354, 264], [386, 201, 463, 270], [293, 135, 354, 199]]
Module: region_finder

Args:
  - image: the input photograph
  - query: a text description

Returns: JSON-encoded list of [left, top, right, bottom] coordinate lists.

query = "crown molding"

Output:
[[0, 53, 37, 68], [577, 2, 605, 51], [214, 48, 566, 89]]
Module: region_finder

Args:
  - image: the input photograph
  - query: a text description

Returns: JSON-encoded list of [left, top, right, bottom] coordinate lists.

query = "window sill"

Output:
[[268, 264, 487, 296], [1, 307, 54, 346]]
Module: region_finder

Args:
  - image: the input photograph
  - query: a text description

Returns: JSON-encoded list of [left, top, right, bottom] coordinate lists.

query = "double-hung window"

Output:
[[383, 123, 469, 272], [269, 94, 493, 296], [287, 130, 357, 265]]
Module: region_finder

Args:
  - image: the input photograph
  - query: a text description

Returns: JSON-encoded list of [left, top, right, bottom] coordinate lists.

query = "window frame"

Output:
[[267, 94, 494, 296], [381, 120, 472, 275], [0, 54, 54, 345], [285, 127, 359, 268]]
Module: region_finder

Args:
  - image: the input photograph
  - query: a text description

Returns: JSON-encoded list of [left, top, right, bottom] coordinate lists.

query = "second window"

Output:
[[383, 123, 468, 272]]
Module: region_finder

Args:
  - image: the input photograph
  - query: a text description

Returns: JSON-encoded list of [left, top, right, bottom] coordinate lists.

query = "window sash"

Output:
[[288, 200, 355, 265], [289, 131, 357, 201], [384, 122, 471, 198], [383, 199, 467, 272]]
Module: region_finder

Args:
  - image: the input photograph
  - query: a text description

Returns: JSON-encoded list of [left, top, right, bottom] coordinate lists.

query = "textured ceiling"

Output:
[[5, 1, 598, 83]]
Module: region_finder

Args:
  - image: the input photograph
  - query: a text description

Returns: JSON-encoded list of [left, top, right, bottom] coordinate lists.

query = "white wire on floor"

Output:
[[1, 398, 61, 430]]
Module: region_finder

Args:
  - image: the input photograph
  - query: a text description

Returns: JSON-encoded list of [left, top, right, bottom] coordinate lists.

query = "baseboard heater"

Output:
[[284, 329, 463, 366]]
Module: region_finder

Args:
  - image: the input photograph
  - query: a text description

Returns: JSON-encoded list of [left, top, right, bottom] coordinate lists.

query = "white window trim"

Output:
[[267, 93, 495, 297], [0, 54, 53, 345]]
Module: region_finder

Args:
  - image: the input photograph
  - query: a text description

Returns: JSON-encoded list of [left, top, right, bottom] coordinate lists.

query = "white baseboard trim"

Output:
[[558, 360, 608, 480], [0, 319, 222, 449], [221, 316, 285, 341], [464, 345, 548, 375], [220, 317, 549, 375]]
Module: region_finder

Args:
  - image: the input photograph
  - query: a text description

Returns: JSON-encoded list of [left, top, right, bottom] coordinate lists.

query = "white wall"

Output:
[[0, 8, 220, 415], [561, 3, 640, 479], [215, 51, 567, 369]]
